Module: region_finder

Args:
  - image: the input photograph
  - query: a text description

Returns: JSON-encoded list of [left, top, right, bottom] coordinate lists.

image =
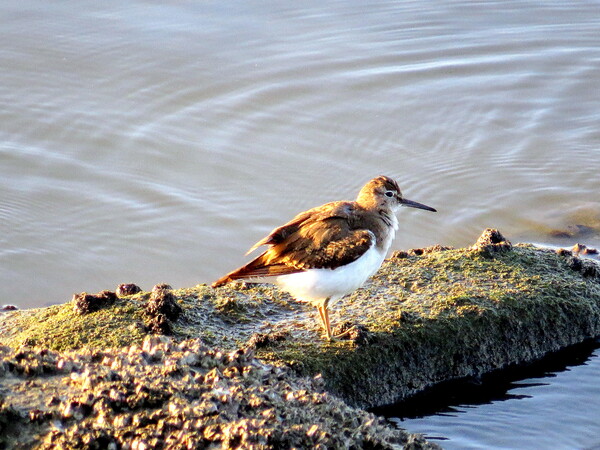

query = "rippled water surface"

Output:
[[2, 0, 599, 309], [1, 1, 600, 446]]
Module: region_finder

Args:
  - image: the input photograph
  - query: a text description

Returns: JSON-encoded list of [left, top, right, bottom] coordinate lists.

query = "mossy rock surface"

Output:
[[253, 243, 600, 407], [2, 233, 600, 409], [0, 300, 147, 351]]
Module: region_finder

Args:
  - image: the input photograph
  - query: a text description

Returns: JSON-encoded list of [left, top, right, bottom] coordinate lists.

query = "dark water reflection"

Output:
[[377, 339, 600, 448]]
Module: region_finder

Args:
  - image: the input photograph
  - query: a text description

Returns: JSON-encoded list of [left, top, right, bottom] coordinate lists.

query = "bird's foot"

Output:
[[331, 322, 372, 343], [319, 326, 355, 341], [333, 325, 357, 339]]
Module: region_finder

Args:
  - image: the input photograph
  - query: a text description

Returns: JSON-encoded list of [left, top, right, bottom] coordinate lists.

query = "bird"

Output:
[[212, 176, 436, 341]]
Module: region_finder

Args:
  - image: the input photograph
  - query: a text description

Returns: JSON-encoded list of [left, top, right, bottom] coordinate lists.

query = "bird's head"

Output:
[[357, 175, 437, 213]]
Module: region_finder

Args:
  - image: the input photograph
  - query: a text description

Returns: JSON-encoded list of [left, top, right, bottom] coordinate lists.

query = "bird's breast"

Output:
[[275, 244, 386, 304]]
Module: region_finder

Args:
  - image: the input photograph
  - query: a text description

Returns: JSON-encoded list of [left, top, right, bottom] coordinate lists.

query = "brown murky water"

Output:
[[1, 1, 600, 446], [1, 1, 599, 306]]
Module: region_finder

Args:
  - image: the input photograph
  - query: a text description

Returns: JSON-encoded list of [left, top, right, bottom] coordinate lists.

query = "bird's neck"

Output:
[[357, 205, 398, 252], [377, 208, 397, 230]]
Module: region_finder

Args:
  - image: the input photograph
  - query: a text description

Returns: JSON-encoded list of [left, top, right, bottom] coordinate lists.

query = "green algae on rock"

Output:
[[0, 298, 149, 351], [0, 283, 298, 352], [1, 229, 600, 411], [256, 231, 600, 407]]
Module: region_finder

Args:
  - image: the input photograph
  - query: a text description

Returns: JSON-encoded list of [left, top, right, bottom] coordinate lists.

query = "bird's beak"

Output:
[[400, 197, 437, 212]]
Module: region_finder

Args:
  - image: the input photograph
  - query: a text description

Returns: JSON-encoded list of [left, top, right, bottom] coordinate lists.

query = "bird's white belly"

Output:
[[276, 244, 386, 304]]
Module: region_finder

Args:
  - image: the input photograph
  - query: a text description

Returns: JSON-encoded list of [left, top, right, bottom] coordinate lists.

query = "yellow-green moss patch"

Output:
[[255, 244, 600, 406], [0, 298, 148, 351]]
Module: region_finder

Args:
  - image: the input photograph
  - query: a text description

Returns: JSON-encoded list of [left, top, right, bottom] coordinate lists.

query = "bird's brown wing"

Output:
[[212, 201, 374, 287]]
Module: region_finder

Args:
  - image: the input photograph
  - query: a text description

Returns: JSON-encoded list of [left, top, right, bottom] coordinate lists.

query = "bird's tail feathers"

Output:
[[211, 255, 302, 288]]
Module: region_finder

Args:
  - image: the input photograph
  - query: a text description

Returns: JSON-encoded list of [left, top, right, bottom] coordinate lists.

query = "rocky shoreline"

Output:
[[0, 337, 433, 449], [2, 229, 600, 448]]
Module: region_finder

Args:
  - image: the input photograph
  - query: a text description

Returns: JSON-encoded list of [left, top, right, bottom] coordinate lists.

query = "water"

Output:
[[2, 0, 599, 309], [1, 0, 600, 446], [388, 340, 600, 449]]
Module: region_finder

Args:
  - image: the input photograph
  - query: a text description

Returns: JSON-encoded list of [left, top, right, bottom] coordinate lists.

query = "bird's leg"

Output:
[[316, 300, 333, 341], [322, 308, 333, 341], [317, 307, 332, 340], [317, 299, 353, 340], [326, 296, 355, 339], [322, 298, 333, 341], [317, 305, 327, 332]]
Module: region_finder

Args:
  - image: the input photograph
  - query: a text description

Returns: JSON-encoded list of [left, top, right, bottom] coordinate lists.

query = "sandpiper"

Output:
[[212, 176, 436, 340]]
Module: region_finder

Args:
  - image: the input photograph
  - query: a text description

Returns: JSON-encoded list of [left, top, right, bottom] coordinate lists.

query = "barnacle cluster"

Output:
[[0, 337, 433, 449]]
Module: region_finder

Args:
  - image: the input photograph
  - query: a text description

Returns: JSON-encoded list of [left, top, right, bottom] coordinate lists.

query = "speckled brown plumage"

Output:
[[213, 177, 405, 286]]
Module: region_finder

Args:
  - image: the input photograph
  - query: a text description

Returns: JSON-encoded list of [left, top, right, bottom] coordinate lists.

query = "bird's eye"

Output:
[[385, 191, 394, 198]]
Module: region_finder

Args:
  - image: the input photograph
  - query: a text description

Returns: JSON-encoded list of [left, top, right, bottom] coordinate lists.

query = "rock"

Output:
[[565, 255, 600, 280], [116, 283, 142, 297], [0, 339, 438, 449], [145, 314, 172, 335], [72, 291, 117, 315], [572, 243, 599, 255], [145, 289, 182, 321], [549, 224, 597, 239], [333, 322, 373, 345], [471, 228, 512, 254], [246, 330, 289, 349], [152, 283, 173, 293], [2, 228, 600, 424], [392, 245, 453, 259], [143, 288, 182, 335]]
